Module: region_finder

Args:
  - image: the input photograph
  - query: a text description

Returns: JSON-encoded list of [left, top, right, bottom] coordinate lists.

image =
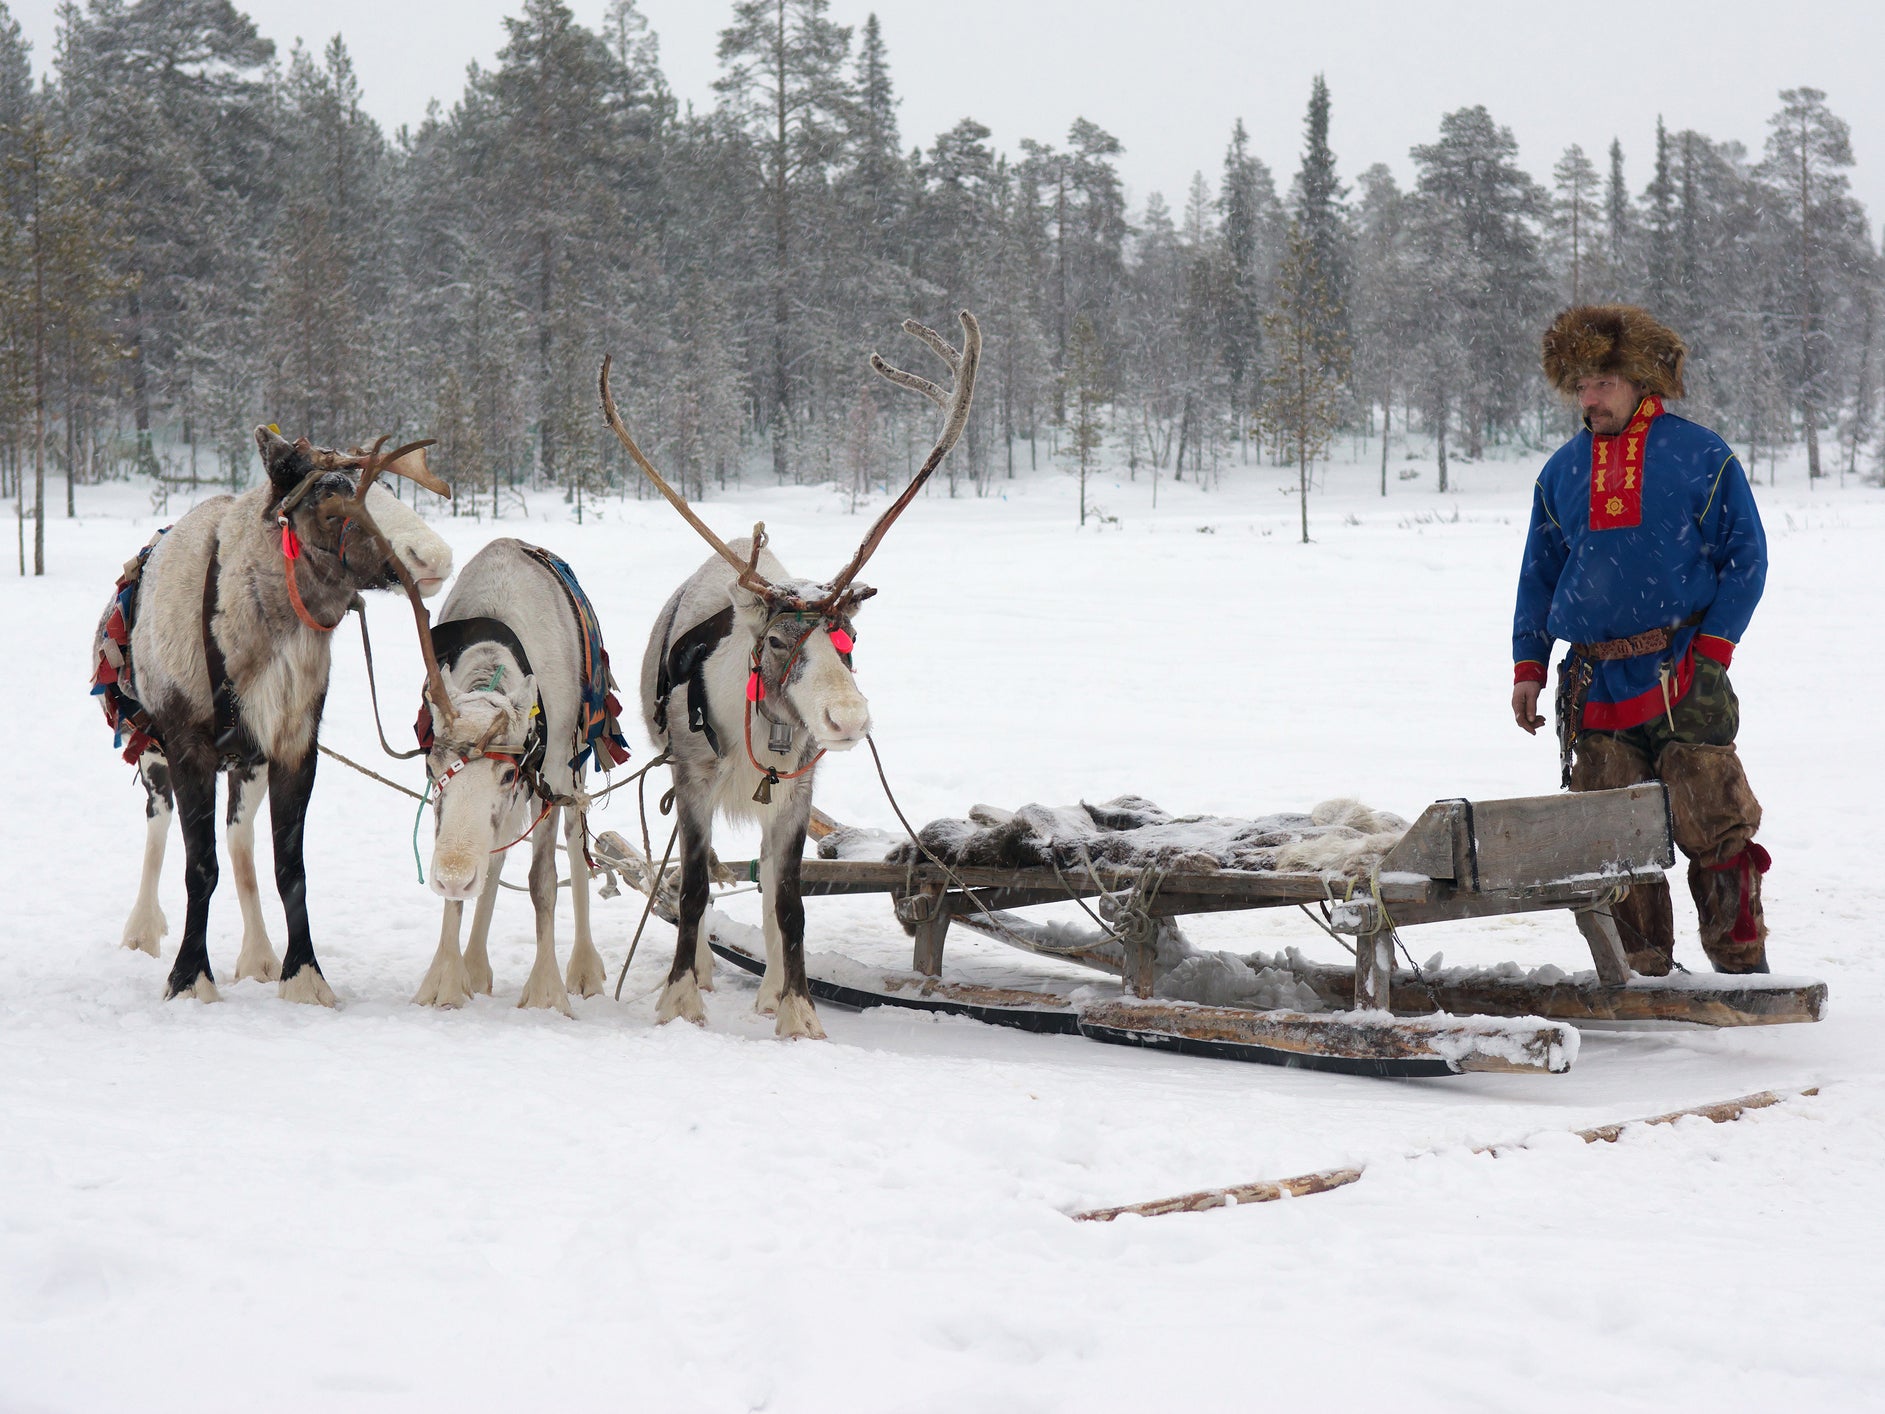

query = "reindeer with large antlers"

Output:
[[600, 310, 980, 1038], [92, 428, 453, 1004]]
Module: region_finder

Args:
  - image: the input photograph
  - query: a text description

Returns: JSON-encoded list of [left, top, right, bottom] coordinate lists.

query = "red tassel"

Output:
[[1711, 843, 1771, 945], [279, 522, 301, 560], [828, 627, 853, 655], [746, 672, 765, 702]]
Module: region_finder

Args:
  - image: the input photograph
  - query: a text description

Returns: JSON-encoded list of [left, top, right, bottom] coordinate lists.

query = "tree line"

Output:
[[3, 0, 1880, 569]]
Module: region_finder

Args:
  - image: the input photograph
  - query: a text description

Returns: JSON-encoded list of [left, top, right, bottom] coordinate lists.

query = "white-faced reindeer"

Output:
[[410, 538, 627, 1015], [94, 428, 453, 1003], [598, 310, 980, 1039]]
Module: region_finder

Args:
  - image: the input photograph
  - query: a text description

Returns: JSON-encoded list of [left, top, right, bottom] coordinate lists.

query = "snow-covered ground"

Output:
[[5, 439, 1882, 1412]]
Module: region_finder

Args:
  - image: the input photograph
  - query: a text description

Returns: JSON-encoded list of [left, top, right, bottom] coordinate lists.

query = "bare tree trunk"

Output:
[[126, 288, 156, 477], [1380, 390, 1391, 497], [32, 142, 46, 576], [1436, 390, 1450, 495]]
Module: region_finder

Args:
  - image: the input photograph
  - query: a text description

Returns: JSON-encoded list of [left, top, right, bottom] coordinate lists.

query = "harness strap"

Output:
[[278, 520, 346, 633], [657, 605, 734, 757]]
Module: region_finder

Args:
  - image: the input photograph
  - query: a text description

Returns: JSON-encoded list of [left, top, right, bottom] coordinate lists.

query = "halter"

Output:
[[427, 714, 551, 856], [742, 607, 856, 804], [272, 466, 365, 634]]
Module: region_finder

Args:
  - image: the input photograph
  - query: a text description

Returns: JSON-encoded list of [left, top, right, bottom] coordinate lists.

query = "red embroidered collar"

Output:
[[1589, 396, 1662, 530]]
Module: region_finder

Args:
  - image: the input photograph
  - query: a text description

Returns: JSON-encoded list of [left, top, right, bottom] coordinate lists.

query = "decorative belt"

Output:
[[1571, 611, 1706, 662]]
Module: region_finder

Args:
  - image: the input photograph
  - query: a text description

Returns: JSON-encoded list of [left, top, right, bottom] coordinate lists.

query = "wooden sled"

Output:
[[593, 783, 1825, 1078]]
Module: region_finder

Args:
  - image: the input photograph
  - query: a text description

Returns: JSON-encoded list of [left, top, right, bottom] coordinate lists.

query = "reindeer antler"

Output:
[[599, 355, 773, 595], [350, 437, 450, 500], [822, 310, 980, 607], [345, 436, 459, 735]]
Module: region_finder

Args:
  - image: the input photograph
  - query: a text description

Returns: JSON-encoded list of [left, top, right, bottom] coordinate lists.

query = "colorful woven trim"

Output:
[[518, 544, 633, 772], [90, 527, 171, 763]]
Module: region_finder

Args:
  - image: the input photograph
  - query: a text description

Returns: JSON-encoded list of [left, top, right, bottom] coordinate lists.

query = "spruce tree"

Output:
[[1291, 75, 1348, 344]]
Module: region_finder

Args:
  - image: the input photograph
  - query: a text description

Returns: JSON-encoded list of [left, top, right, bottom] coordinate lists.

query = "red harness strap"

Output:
[[279, 519, 344, 632]]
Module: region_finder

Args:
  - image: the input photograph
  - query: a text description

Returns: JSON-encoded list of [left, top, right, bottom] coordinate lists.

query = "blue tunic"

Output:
[[1512, 410, 1766, 730]]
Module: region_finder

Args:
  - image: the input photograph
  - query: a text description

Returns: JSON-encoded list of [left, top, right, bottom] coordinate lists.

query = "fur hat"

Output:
[[1541, 305, 1687, 399]]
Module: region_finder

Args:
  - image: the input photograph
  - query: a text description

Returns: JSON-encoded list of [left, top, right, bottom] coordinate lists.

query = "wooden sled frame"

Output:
[[593, 783, 1826, 1078]]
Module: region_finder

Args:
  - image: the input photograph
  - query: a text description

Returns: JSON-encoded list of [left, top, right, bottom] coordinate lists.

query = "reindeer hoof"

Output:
[[413, 959, 472, 1009], [234, 937, 282, 984], [164, 974, 221, 1004], [517, 971, 574, 1017], [279, 966, 337, 1008], [122, 908, 166, 956], [773, 994, 825, 1040], [655, 975, 707, 1027], [564, 939, 607, 999]]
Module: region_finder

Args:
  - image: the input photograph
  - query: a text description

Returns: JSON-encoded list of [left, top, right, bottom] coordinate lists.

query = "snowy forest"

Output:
[[2, 0, 1880, 561]]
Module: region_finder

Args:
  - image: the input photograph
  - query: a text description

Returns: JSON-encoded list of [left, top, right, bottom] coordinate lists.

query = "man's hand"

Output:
[[1512, 681, 1546, 735]]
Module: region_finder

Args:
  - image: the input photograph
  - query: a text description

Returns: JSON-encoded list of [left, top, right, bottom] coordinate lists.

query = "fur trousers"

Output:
[[1570, 716, 1769, 974]]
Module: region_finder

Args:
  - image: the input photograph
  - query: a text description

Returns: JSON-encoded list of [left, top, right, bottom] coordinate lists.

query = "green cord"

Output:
[[407, 780, 431, 882]]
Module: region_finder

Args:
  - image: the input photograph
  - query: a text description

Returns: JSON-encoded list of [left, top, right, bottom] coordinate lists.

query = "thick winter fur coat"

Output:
[[1541, 305, 1687, 399]]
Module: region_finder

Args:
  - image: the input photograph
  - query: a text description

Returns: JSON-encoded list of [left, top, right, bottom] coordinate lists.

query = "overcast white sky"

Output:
[[11, 0, 1883, 237]]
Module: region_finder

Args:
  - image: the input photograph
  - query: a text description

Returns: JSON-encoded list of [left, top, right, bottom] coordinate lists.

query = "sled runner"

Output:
[[591, 782, 1825, 1078]]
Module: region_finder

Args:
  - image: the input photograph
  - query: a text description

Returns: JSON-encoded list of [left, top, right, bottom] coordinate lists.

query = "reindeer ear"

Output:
[[728, 581, 767, 620], [255, 426, 311, 492], [515, 676, 539, 724]]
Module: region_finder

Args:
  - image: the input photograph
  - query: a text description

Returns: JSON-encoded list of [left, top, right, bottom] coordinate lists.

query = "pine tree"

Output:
[[1350, 163, 1414, 496], [1759, 87, 1867, 481], [1409, 105, 1547, 459], [716, 0, 853, 482], [1261, 222, 1350, 543], [1550, 144, 1602, 305]]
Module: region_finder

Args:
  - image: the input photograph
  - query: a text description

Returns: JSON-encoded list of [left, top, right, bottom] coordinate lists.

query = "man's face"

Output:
[[1576, 375, 1644, 436]]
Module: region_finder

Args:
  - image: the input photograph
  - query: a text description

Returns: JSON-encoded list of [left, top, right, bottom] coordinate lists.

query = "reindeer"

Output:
[[94, 427, 454, 1004], [410, 538, 630, 1015], [598, 310, 979, 1039]]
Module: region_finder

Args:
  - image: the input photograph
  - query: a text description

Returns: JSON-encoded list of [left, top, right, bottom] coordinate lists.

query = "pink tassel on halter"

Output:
[[746, 671, 765, 702], [828, 627, 853, 655], [279, 522, 302, 560]]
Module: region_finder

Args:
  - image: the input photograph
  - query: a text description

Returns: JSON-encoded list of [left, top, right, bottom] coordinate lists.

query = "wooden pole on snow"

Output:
[[1071, 1087, 1819, 1223]]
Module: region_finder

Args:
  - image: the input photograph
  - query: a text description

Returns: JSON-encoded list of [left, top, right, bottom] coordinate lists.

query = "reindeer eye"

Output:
[[767, 636, 786, 650], [500, 768, 517, 786]]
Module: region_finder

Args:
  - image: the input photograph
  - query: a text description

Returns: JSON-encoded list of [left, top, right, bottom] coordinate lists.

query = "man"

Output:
[[1511, 305, 1770, 975]]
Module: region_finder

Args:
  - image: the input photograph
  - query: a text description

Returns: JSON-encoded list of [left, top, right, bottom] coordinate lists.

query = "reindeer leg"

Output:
[[655, 784, 712, 1026], [518, 806, 572, 1016], [413, 899, 472, 1008], [754, 843, 786, 1016], [163, 756, 221, 1003], [122, 753, 172, 957], [270, 746, 336, 1007], [766, 792, 823, 1040], [563, 806, 606, 999], [464, 853, 503, 996], [227, 765, 281, 983]]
